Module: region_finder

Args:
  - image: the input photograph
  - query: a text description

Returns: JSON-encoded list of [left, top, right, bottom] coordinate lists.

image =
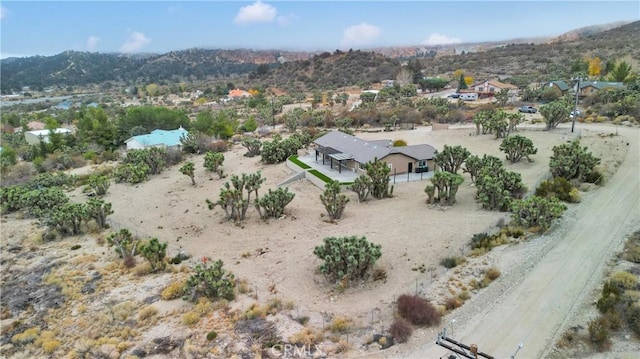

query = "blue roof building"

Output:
[[124, 127, 188, 151]]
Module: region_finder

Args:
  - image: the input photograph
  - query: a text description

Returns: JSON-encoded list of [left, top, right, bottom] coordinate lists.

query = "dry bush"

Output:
[[208, 140, 228, 153], [458, 290, 471, 301], [182, 311, 200, 326], [289, 327, 319, 346], [444, 297, 463, 311], [161, 281, 185, 300], [588, 316, 611, 351], [396, 294, 441, 327], [138, 306, 158, 322], [485, 267, 501, 281], [329, 316, 352, 333], [389, 318, 413, 343], [610, 271, 637, 290]]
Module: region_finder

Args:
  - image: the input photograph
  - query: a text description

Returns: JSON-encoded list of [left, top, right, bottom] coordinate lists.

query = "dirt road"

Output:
[[374, 124, 639, 359]]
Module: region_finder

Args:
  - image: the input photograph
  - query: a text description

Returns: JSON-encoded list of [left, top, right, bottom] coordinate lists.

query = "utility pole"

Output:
[[571, 77, 580, 133], [271, 95, 275, 130]]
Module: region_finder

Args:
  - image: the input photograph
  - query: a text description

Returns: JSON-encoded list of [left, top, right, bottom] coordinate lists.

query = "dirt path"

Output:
[[360, 123, 639, 359]]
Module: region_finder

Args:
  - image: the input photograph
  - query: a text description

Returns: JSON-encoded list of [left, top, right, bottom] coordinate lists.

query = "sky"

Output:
[[0, 1, 638, 58]]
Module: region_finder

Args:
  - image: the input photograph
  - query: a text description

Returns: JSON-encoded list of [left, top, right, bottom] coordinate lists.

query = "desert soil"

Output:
[[1, 121, 637, 358]]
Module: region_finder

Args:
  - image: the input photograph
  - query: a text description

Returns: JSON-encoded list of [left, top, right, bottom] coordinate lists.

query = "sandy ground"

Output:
[[2, 121, 635, 358], [83, 124, 628, 341]]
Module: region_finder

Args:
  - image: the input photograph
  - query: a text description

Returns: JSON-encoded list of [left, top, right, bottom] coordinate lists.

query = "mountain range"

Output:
[[1, 20, 637, 94]]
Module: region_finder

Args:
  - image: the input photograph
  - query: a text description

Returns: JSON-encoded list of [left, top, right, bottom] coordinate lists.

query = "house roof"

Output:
[[471, 80, 518, 90], [26, 128, 71, 136], [314, 131, 436, 164], [125, 127, 188, 147], [549, 81, 570, 91], [579, 81, 624, 90], [228, 89, 251, 98]]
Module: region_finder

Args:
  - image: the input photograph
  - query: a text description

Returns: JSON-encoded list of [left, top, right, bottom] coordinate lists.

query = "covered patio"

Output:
[[314, 146, 353, 174]]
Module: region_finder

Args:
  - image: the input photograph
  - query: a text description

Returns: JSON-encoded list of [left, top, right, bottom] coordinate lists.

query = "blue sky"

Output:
[[0, 1, 638, 58]]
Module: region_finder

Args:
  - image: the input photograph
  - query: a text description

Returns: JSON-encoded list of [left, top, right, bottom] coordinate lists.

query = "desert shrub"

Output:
[[329, 316, 352, 333], [261, 134, 302, 164], [511, 196, 567, 230], [392, 139, 407, 147], [485, 267, 501, 281], [161, 281, 185, 300], [184, 257, 235, 302], [588, 317, 611, 351], [288, 327, 319, 347], [236, 318, 282, 347], [165, 148, 183, 166], [623, 231, 640, 263], [444, 297, 463, 310], [86, 174, 110, 196], [138, 238, 167, 272], [610, 271, 637, 290], [138, 306, 158, 321], [313, 235, 382, 283], [182, 311, 200, 326], [535, 177, 579, 203], [255, 187, 295, 219], [549, 140, 601, 182], [440, 256, 465, 269], [389, 318, 413, 343], [396, 294, 441, 327], [20, 187, 69, 217], [208, 140, 228, 153], [206, 331, 218, 341], [470, 232, 491, 249]]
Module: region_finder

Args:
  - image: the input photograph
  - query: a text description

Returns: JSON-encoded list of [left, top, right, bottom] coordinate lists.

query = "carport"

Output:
[[314, 147, 353, 173]]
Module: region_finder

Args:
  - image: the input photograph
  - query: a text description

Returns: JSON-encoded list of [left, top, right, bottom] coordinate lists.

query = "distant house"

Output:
[[546, 80, 571, 95], [313, 131, 436, 176], [466, 80, 518, 99], [24, 128, 72, 145], [578, 81, 624, 97], [382, 80, 395, 88], [227, 89, 252, 100], [124, 127, 188, 151]]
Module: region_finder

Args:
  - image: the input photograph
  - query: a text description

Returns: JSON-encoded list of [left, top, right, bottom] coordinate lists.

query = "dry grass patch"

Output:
[[161, 281, 185, 300], [329, 316, 352, 333]]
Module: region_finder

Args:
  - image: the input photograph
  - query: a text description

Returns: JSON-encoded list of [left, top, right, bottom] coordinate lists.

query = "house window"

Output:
[[418, 160, 427, 167], [489, 87, 495, 92], [358, 162, 365, 170], [478, 87, 484, 92]]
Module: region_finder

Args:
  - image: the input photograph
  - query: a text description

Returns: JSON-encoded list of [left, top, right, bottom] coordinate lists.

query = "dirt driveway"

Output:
[[358, 123, 639, 359]]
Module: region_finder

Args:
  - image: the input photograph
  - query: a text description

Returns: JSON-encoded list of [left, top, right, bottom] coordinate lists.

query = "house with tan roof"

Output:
[[227, 89, 252, 99]]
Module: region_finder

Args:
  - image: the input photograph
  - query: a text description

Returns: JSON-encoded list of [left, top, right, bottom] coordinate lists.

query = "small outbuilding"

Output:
[[24, 128, 72, 145], [124, 127, 188, 151]]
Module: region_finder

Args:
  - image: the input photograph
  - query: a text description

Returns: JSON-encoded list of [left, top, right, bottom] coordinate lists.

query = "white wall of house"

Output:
[[125, 139, 146, 151], [24, 129, 71, 145]]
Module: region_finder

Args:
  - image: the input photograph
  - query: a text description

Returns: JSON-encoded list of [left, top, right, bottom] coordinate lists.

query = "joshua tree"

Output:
[[180, 161, 196, 185], [320, 180, 349, 220], [500, 135, 538, 163], [255, 187, 295, 219], [204, 151, 225, 179], [425, 171, 464, 205], [434, 145, 471, 174], [365, 158, 393, 199]]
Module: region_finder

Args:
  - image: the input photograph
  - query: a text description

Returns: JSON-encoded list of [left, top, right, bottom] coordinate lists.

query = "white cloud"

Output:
[[276, 13, 298, 27], [422, 33, 463, 46], [119, 31, 151, 53], [340, 23, 382, 48], [86, 36, 101, 51], [234, 1, 277, 25], [0, 6, 8, 21]]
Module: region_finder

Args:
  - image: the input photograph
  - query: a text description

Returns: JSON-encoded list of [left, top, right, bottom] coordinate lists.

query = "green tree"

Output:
[[48, 202, 88, 236], [495, 88, 509, 106], [434, 145, 471, 174], [457, 73, 468, 90], [179, 161, 196, 185], [242, 115, 258, 133], [420, 78, 449, 93], [473, 110, 491, 135], [476, 163, 526, 211], [192, 111, 215, 135], [487, 109, 509, 139], [320, 180, 349, 220], [511, 196, 566, 230], [313, 236, 382, 283], [540, 100, 572, 130], [507, 112, 524, 133], [86, 198, 113, 229], [206, 171, 265, 222], [499, 135, 538, 163], [204, 151, 225, 179], [360, 92, 377, 104], [76, 107, 118, 150], [607, 61, 635, 83], [87, 174, 110, 196], [241, 137, 262, 157], [184, 258, 235, 302], [424, 171, 464, 205], [549, 140, 601, 182], [255, 187, 295, 219], [365, 158, 393, 199], [350, 175, 372, 202], [139, 238, 167, 272], [107, 228, 139, 261]]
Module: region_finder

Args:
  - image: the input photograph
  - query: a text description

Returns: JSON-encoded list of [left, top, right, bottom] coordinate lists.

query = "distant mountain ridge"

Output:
[[0, 20, 635, 93]]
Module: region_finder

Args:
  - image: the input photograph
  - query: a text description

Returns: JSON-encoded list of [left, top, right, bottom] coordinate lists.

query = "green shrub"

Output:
[[392, 139, 407, 147], [313, 236, 381, 283], [535, 177, 579, 203], [86, 174, 110, 196], [255, 187, 295, 219], [511, 196, 566, 231], [206, 331, 218, 341], [396, 294, 441, 327], [440, 256, 465, 269], [138, 238, 168, 272], [184, 258, 235, 302], [470, 232, 491, 249]]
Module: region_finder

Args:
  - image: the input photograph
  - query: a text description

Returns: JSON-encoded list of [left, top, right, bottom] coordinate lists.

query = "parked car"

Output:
[[518, 106, 538, 113], [460, 93, 478, 101]]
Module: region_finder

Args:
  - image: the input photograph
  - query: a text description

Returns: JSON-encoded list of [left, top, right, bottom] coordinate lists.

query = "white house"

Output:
[[124, 127, 188, 151], [24, 128, 72, 145]]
